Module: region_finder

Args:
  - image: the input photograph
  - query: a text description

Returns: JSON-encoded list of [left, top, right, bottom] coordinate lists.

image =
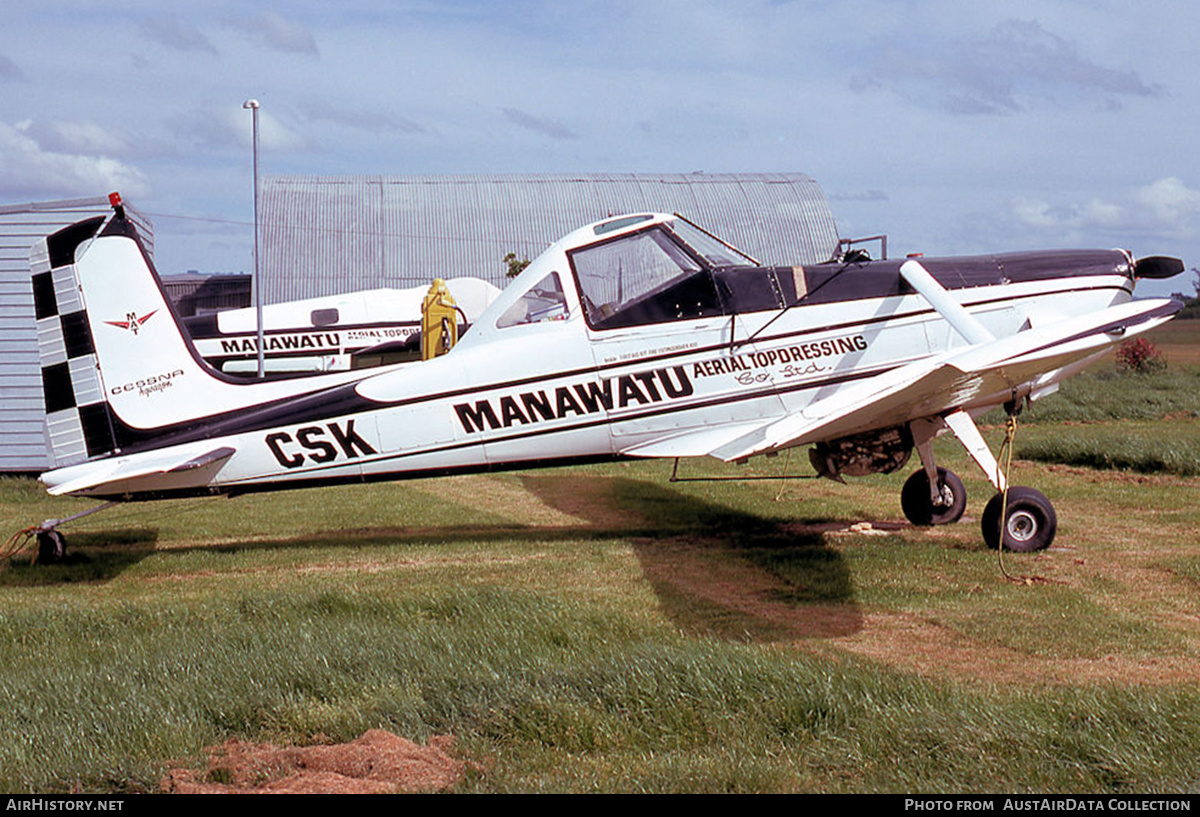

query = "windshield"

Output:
[[663, 218, 759, 267], [569, 226, 722, 329]]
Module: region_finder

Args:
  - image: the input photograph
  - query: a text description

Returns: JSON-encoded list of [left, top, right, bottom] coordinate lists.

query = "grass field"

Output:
[[1143, 318, 1200, 368], [988, 319, 1200, 474], [0, 323, 1198, 793]]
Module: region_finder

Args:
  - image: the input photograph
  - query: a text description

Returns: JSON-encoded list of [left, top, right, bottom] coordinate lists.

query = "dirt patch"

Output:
[[788, 519, 908, 537], [162, 730, 468, 794], [144, 548, 553, 585], [1041, 463, 1197, 486], [827, 610, 1200, 686], [632, 531, 1200, 686]]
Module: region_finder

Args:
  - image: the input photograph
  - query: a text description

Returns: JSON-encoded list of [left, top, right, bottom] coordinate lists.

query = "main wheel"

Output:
[[981, 488, 1057, 552], [36, 529, 66, 564], [901, 467, 967, 526]]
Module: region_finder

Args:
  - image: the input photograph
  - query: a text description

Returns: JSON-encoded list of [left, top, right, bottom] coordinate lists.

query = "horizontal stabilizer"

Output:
[[711, 297, 1180, 463], [43, 445, 237, 497]]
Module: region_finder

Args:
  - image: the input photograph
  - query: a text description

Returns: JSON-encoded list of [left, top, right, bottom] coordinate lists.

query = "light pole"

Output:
[[243, 98, 265, 379]]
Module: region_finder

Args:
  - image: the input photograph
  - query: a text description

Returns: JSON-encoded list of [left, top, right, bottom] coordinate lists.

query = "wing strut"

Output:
[[900, 259, 994, 344], [942, 410, 1006, 492]]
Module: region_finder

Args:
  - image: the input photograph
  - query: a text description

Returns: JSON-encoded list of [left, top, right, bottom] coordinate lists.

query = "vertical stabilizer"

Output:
[[32, 216, 112, 468], [31, 207, 372, 469]]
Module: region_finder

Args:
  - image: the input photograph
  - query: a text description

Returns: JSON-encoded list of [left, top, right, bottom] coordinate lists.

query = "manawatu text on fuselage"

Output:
[[454, 366, 693, 433], [219, 332, 341, 354]]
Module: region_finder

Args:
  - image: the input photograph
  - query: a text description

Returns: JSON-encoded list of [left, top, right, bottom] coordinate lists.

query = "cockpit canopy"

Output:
[[568, 216, 768, 330], [489, 212, 1136, 338]]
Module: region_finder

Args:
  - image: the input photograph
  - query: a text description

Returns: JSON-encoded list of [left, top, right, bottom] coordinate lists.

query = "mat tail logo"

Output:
[[104, 309, 158, 336]]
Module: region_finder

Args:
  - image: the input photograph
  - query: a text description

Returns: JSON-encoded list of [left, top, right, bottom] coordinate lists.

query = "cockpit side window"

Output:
[[310, 308, 339, 327], [570, 228, 722, 329], [496, 271, 569, 328]]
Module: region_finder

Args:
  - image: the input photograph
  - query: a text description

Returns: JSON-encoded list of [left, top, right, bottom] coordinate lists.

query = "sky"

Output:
[[1, 0, 1197, 297]]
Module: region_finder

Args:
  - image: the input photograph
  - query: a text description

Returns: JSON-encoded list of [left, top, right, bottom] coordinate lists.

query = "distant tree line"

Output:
[[1170, 268, 1200, 319]]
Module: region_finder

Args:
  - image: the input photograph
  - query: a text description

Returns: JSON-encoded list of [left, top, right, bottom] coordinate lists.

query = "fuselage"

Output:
[[40, 214, 1140, 500]]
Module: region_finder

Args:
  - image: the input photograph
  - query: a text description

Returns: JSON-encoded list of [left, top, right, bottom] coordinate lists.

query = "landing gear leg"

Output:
[[941, 408, 1058, 552]]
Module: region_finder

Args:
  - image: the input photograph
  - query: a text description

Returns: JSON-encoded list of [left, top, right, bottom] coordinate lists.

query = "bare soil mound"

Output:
[[162, 730, 466, 794]]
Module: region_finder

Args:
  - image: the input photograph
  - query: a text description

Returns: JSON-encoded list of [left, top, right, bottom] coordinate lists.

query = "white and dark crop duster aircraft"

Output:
[[27, 200, 1183, 559]]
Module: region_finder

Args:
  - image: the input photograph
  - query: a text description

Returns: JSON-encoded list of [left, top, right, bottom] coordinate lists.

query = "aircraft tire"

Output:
[[36, 529, 66, 564], [900, 467, 966, 526], [982, 488, 1057, 552]]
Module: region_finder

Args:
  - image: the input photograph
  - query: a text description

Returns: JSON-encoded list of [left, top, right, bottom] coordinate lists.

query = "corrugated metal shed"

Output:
[[161, 274, 251, 317], [0, 197, 152, 472], [261, 173, 840, 304]]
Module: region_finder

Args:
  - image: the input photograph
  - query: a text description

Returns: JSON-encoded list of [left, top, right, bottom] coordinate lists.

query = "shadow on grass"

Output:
[[0, 527, 159, 587], [522, 475, 864, 642], [2, 475, 867, 642]]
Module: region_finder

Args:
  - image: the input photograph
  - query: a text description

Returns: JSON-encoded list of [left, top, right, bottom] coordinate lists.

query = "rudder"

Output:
[[31, 216, 117, 468]]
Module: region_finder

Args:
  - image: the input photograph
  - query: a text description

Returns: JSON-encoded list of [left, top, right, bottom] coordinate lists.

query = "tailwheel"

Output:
[[982, 488, 1057, 552], [36, 529, 67, 564], [900, 467, 966, 526]]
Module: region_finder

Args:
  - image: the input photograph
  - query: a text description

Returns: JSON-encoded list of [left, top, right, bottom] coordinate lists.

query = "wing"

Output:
[[621, 297, 1180, 463]]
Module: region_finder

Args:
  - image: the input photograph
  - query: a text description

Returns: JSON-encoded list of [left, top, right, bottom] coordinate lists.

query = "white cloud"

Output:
[[1012, 178, 1200, 242], [21, 119, 136, 158], [0, 122, 150, 200], [1132, 178, 1200, 234], [165, 106, 310, 153], [0, 3, 1192, 273]]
